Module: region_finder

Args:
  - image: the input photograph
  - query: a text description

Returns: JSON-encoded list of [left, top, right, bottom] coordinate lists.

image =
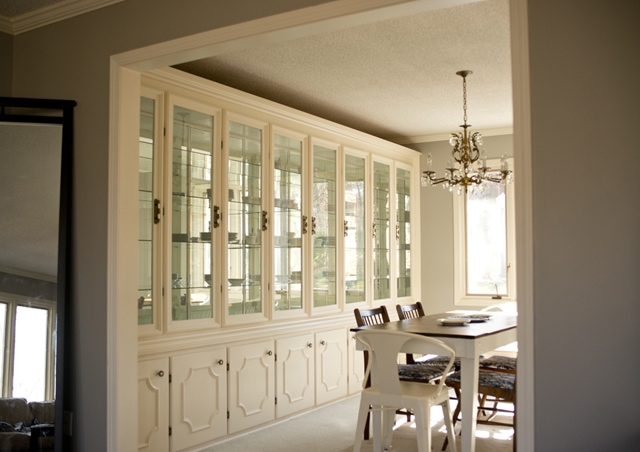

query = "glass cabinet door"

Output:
[[312, 144, 337, 308], [170, 104, 216, 322], [273, 132, 304, 312], [396, 167, 412, 298], [373, 161, 391, 300], [138, 95, 157, 326], [344, 153, 367, 304], [227, 119, 264, 317]]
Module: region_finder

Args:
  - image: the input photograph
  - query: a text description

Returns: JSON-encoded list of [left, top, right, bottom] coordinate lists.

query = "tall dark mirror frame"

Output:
[[0, 97, 75, 452]]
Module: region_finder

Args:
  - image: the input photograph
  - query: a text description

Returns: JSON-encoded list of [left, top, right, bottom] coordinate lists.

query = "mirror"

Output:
[[0, 97, 75, 451]]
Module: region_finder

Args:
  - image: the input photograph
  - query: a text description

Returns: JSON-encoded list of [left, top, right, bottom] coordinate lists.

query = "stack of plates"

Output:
[[437, 313, 492, 326]]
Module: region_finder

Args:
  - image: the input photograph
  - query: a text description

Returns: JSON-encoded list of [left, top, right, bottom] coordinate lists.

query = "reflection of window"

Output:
[[453, 157, 516, 306], [0, 295, 55, 401]]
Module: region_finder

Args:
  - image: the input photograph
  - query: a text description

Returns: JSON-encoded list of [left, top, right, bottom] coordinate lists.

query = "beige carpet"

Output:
[[206, 393, 514, 452]]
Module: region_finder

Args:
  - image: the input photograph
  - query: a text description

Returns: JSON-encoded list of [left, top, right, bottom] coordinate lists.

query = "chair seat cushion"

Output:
[[479, 355, 516, 371], [415, 354, 461, 370], [397, 363, 446, 382], [446, 369, 515, 391]]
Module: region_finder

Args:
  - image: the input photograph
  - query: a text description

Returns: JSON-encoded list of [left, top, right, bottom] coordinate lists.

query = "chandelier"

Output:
[[421, 70, 512, 194]]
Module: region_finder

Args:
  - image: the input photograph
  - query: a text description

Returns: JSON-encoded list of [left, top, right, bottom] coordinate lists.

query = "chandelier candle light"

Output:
[[421, 70, 512, 194]]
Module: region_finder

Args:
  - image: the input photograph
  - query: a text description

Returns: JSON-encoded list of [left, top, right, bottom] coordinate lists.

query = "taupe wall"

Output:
[[10, 1, 330, 450], [0, 31, 12, 96], [527, 0, 640, 450], [410, 134, 514, 315]]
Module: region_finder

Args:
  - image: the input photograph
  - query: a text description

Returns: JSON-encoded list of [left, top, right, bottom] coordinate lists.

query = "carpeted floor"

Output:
[[205, 393, 514, 452]]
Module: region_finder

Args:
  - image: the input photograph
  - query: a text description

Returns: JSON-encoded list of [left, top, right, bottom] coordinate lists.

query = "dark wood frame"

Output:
[[0, 97, 76, 452]]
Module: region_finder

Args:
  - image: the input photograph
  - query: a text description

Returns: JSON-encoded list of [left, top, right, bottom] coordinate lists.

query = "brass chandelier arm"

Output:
[[421, 70, 512, 194]]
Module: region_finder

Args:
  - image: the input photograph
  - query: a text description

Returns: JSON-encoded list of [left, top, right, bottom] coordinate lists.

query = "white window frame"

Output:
[[453, 157, 516, 307], [0, 292, 56, 400]]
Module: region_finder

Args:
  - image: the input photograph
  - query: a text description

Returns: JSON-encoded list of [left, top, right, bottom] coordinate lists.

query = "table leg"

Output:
[[460, 356, 479, 452]]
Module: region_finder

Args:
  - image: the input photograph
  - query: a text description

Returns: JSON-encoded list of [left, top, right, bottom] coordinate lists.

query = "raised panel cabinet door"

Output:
[[228, 340, 275, 433], [138, 358, 169, 452], [275, 334, 315, 418], [348, 331, 366, 395], [315, 328, 348, 405], [170, 349, 227, 451]]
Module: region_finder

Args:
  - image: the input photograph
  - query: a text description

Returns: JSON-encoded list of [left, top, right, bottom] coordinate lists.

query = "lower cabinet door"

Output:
[[315, 328, 348, 405], [348, 331, 366, 395], [170, 349, 227, 451], [138, 357, 169, 452], [276, 334, 315, 418], [228, 339, 275, 434]]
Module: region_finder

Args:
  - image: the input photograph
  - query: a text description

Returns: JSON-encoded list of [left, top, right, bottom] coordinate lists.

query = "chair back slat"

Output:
[[354, 306, 390, 327], [396, 301, 425, 320]]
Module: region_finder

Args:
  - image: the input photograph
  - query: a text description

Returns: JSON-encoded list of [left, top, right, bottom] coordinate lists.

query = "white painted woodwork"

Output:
[[348, 331, 365, 395], [315, 328, 348, 405], [138, 358, 169, 452], [228, 339, 275, 433], [170, 349, 228, 451], [275, 333, 315, 418]]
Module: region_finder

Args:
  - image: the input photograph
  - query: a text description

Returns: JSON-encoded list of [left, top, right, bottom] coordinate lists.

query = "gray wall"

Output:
[[6, 0, 640, 450], [0, 31, 12, 96], [527, 0, 640, 450], [410, 134, 514, 315]]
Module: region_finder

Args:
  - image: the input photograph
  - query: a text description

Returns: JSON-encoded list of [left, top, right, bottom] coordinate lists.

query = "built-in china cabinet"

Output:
[[137, 67, 420, 452]]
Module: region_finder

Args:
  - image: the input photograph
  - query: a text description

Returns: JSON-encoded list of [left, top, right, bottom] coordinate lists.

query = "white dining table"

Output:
[[353, 312, 517, 452]]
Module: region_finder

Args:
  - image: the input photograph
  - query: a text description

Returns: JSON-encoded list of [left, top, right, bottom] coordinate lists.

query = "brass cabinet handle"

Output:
[[262, 210, 268, 231], [302, 215, 308, 234], [153, 199, 161, 224], [212, 205, 221, 228], [344, 220, 349, 237], [311, 216, 317, 235]]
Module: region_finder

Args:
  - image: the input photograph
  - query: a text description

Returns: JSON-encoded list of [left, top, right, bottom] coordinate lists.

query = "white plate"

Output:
[[438, 317, 470, 326]]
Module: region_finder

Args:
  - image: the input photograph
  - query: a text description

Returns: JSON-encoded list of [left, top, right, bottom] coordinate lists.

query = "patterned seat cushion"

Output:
[[446, 369, 515, 391], [397, 363, 447, 382], [415, 354, 461, 370], [479, 355, 516, 371]]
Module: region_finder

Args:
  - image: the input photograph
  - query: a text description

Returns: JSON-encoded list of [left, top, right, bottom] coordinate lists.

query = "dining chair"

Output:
[[442, 368, 516, 451], [353, 330, 458, 452], [353, 306, 446, 438], [478, 304, 517, 372], [396, 302, 461, 369]]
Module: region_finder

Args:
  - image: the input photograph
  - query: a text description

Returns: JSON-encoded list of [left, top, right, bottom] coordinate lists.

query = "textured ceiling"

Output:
[[175, 0, 512, 142]]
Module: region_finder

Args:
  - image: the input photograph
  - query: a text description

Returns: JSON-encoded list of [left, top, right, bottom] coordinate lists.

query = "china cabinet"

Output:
[[137, 67, 420, 451]]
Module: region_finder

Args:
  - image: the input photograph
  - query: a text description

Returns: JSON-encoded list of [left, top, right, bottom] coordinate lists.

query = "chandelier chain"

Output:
[[462, 75, 467, 126]]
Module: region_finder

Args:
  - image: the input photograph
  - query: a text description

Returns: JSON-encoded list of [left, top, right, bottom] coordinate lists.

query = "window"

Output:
[[453, 157, 516, 306], [0, 294, 55, 401]]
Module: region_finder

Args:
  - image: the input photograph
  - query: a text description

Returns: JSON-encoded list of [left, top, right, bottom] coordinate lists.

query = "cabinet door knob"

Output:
[[267, 350, 273, 356], [218, 359, 224, 366], [157, 370, 165, 377], [307, 343, 313, 348], [320, 340, 326, 346]]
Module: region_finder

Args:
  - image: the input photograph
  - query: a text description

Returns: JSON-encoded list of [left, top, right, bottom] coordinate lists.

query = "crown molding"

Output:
[[0, 0, 124, 35], [387, 126, 513, 145]]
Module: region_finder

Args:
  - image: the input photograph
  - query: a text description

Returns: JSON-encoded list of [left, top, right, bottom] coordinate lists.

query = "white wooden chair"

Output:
[[353, 330, 458, 452]]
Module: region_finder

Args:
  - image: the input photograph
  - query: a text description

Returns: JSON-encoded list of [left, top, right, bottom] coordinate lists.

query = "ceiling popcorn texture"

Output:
[[175, 0, 512, 141]]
